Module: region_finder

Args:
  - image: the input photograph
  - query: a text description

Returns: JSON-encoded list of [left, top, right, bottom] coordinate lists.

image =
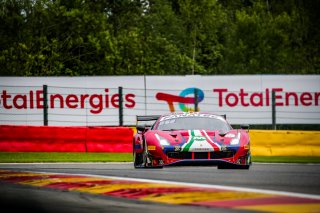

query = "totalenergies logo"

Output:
[[156, 88, 204, 112]]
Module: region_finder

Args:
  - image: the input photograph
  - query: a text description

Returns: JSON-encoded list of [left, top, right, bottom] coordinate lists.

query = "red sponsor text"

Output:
[[0, 89, 136, 114], [213, 88, 320, 107]]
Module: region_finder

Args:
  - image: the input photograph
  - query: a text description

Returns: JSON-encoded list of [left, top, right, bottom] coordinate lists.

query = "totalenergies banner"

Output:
[[0, 75, 319, 125]]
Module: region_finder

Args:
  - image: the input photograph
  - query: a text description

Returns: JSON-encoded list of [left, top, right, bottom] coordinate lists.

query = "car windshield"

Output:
[[155, 116, 231, 132]]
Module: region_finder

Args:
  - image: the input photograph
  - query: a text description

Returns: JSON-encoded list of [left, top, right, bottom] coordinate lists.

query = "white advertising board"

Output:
[[0, 75, 319, 126]]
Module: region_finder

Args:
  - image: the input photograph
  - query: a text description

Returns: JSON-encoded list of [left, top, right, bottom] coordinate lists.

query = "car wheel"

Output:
[[142, 145, 148, 167], [133, 151, 143, 168], [133, 139, 143, 168], [142, 140, 153, 167]]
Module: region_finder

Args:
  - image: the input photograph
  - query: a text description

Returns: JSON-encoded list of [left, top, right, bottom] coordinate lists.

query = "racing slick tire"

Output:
[[133, 139, 163, 168], [133, 151, 143, 168], [142, 140, 163, 169], [133, 139, 143, 168]]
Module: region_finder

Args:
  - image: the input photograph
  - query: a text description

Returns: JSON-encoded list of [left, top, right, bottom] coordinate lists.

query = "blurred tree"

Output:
[[0, 0, 318, 76], [220, 0, 313, 74], [173, 0, 227, 74]]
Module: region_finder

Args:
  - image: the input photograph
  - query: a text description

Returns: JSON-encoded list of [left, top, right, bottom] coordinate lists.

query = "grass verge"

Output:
[[0, 152, 133, 163], [252, 156, 320, 164], [0, 152, 319, 163]]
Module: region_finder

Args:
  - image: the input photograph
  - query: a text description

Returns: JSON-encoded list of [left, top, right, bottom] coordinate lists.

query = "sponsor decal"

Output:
[[181, 130, 221, 152], [221, 145, 228, 151], [1, 75, 318, 126], [156, 87, 319, 112], [148, 145, 156, 151], [213, 88, 320, 107], [160, 112, 223, 121], [1, 86, 318, 116], [156, 87, 204, 112], [0, 89, 136, 114], [193, 148, 211, 151], [174, 146, 181, 151]]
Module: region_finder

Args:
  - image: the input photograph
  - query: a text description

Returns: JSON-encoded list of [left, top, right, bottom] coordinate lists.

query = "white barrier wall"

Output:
[[0, 75, 319, 125]]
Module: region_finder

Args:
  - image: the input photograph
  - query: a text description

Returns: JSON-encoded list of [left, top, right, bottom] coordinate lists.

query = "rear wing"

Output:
[[136, 115, 161, 126], [136, 115, 161, 122]]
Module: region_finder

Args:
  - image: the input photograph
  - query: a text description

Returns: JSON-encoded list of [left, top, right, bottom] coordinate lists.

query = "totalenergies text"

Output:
[[0, 89, 136, 114], [213, 88, 320, 107]]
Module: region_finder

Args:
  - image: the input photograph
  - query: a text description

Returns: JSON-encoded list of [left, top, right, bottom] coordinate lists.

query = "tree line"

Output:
[[1, 0, 319, 76]]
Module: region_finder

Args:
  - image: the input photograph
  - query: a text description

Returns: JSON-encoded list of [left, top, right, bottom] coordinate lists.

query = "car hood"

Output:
[[153, 129, 240, 152]]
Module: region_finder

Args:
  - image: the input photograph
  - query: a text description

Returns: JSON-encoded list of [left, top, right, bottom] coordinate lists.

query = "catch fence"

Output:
[[1, 85, 319, 129]]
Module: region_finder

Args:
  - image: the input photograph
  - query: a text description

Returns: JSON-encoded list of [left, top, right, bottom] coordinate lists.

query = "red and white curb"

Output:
[[0, 170, 319, 213]]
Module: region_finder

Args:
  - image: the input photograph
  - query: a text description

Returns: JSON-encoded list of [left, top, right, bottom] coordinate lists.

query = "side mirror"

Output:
[[240, 124, 249, 131], [136, 124, 147, 132], [218, 130, 228, 137]]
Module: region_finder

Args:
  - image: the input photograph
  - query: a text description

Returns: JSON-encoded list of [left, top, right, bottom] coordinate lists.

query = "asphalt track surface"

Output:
[[0, 162, 319, 213]]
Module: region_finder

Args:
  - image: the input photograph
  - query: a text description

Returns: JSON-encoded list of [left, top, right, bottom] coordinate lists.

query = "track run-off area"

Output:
[[0, 163, 319, 213]]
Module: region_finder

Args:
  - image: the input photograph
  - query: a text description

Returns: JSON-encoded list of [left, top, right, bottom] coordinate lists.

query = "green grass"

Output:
[[0, 152, 133, 163], [0, 152, 319, 163], [252, 156, 320, 164]]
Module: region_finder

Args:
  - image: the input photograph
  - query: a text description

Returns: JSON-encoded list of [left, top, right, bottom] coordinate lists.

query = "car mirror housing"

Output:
[[218, 130, 228, 137], [240, 124, 249, 131], [137, 124, 147, 132]]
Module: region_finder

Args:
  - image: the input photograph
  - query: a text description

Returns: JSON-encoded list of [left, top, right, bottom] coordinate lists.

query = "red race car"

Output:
[[133, 112, 251, 169]]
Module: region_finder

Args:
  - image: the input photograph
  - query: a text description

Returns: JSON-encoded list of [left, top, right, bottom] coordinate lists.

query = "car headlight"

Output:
[[230, 132, 241, 145], [155, 134, 170, 146]]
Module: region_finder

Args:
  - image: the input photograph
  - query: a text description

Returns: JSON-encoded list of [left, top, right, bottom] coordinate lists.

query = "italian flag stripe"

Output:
[[182, 130, 221, 152], [182, 130, 195, 151], [201, 130, 221, 151]]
